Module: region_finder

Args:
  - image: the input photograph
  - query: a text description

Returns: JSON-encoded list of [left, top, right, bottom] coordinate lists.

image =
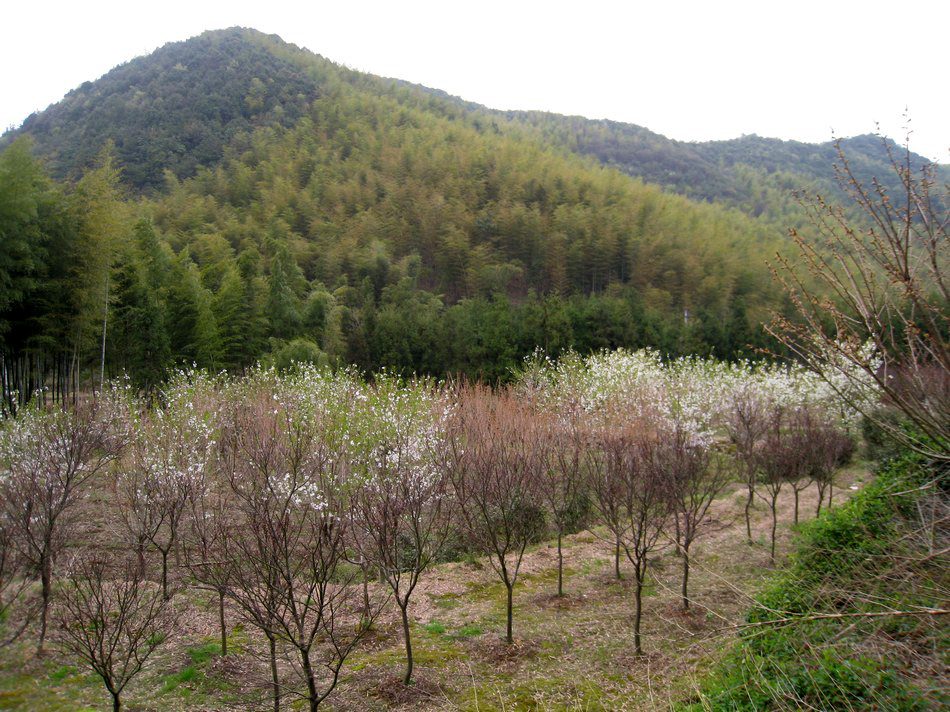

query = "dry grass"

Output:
[[0, 465, 869, 711]]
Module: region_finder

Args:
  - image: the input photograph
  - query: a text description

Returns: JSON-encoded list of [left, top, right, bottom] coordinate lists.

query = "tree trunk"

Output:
[[268, 634, 280, 712], [672, 515, 682, 557], [105, 679, 121, 712], [745, 484, 754, 543], [633, 568, 644, 656], [100, 274, 109, 392], [793, 489, 800, 525], [816, 484, 825, 517], [557, 530, 564, 597], [37, 553, 52, 656], [218, 590, 227, 656], [614, 537, 622, 579], [770, 497, 778, 563], [300, 647, 319, 712], [681, 547, 690, 611], [399, 601, 413, 685], [160, 548, 170, 600], [136, 540, 146, 579], [361, 563, 370, 624], [505, 582, 514, 644]]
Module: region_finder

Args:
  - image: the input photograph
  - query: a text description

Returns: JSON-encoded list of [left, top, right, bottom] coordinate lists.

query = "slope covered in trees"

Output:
[[1, 28, 814, 399]]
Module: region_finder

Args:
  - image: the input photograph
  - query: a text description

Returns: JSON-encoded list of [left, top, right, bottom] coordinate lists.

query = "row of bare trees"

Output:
[[724, 391, 856, 560], [0, 377, 855, 710]]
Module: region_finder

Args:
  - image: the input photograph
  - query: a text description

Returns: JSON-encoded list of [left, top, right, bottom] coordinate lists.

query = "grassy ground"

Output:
[[0, 465, 869, 711]]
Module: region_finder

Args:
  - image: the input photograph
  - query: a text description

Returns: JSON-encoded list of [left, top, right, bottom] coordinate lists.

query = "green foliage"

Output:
[[688, 454, 936, 710], [269, 338, 329, 371]]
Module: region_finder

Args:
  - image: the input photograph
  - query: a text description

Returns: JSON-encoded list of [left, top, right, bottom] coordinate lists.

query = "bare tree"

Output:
[[537, 404, 589, 597], [658, 423, 729, 611], [349, 381, 451, 686], [589, 422, 669, 655], [806, 415, 856, 517], [184, 473, 234, 657], [221, 386, 380, 711], [586, 429, 628, 581], [0, 509, 33, 647], [0, 404, 123, 654], [770, 130, 949, 461], [446, 385, 547, 644], [54, 554, 171, 712], [723, 385, 770, 544], [755, 406, 812, 562]]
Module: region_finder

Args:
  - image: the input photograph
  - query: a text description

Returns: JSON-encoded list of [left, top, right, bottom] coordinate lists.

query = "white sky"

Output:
[[4, 0, 947, 161]]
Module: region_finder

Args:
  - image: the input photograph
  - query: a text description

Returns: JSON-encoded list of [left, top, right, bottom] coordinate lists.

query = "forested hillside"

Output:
[[7, 27, 940, 404]]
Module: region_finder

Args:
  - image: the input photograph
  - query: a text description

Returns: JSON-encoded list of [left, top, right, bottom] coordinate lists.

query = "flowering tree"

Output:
[[220, 376, 380, 711], [0, 404, 123, 654], [114, 372, 217, 600], [446, 385, 547, 644], [349, 375, 451, 685]]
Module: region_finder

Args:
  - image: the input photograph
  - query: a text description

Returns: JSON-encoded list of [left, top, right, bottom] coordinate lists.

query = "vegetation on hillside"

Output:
[[688, 451, 947, 710]]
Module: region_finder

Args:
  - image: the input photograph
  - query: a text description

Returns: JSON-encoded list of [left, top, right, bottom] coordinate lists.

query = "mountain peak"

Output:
[[3, 27, 325, 191]]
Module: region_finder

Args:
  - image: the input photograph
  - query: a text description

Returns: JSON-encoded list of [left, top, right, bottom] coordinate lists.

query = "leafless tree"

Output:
[[657, 424, 729, 611], [585, 421, 628, 581], [54, 554, 171, 712], [445, 385, 547, 644], [0, 509, 33, 647], [220, 388, 381, 711], [805, 414, 856, 517], [537, 404, 590, 597], [770, 130, 949, 462], [589, 422, 669, 655], [183, 473, 234, 657], [0, 404, 123, 654], [723, 386, 770, 544], [755, 406, 812, 562]]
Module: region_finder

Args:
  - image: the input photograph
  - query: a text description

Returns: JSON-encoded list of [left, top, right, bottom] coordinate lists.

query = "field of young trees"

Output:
[[0, 351, 873, 711]]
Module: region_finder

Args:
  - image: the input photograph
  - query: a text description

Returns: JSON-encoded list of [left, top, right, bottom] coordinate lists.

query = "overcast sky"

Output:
[[4, 0, 947, 161]]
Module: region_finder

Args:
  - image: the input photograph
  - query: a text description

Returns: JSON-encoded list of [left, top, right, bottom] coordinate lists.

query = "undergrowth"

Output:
[[687, 453, 948, 710]]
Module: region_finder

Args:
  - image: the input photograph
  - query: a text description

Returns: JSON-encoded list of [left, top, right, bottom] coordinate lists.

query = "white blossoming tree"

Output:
[[348, 374, 451, 686], [220, 371, 381, 712]]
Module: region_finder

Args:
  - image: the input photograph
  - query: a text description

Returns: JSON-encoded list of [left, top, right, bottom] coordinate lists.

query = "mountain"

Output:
[[5, 28, 940, 212], [3, 29, 326, 192], [3, 27, 930, 397]]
